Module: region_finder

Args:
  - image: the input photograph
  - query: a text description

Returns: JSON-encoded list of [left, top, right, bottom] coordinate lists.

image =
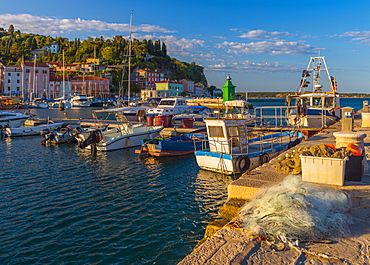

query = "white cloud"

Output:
[[339, 31, 370, 44], [239, 29, 290, 39], [216, 40, 317, 55], [0, 13, 174, 35], [205, 59, 300, 73]]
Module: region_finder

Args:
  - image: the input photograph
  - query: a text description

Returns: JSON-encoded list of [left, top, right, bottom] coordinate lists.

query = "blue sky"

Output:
[[1, 0, 370, 93]]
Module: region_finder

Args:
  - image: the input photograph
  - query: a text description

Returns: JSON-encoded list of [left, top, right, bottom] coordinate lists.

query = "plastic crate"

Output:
[[345, 154, 364, 182], [300, 155, 348, 186]]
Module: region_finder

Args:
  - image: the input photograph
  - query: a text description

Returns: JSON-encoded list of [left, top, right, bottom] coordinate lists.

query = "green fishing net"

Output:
[[240, 175, 352, 243], [272, 144, 351, 174]]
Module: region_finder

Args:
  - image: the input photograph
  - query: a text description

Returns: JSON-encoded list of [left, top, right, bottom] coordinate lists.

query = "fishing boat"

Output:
[[0, 111, 30, 128], [76, 108, 164, 151], [195, 117, 304, 175], [172, 106, 214, 125], [5, 121, 64, 137], [286, 56, 340, 131], [137, 129, 208, 157]]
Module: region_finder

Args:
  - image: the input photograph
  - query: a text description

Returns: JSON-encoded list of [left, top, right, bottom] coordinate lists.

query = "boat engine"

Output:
[[78, 129, 103, 149]]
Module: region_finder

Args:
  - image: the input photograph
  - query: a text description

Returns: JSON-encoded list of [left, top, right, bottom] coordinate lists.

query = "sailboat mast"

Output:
[[128, 11, 133, 105], [62, 49, 65, 98]]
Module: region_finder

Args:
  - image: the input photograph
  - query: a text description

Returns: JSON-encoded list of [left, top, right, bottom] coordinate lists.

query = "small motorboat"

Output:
[[5, 121, 64, 137], [137, 128, 208, 157]]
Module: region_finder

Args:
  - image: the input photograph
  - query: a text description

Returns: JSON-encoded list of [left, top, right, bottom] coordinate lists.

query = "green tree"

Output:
[[8, 25, 14, 34]]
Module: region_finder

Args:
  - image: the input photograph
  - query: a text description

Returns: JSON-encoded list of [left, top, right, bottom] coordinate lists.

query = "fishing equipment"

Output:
[[240, 175, 352, 244]]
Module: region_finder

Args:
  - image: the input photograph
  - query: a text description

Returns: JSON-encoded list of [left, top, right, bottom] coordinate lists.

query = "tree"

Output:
[[207, 85, 217, 96], [8, 25, 14, 34]]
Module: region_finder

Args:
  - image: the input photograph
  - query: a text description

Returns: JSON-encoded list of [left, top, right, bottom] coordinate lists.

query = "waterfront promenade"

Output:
[[179, 111, 370, 264]]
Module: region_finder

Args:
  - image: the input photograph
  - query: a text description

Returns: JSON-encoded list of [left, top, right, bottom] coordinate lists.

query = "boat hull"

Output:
[[195, 131, 303, 175], [147, 138, 208, 157], [94, 125, 164, 152], [5, 123, 64, 137]]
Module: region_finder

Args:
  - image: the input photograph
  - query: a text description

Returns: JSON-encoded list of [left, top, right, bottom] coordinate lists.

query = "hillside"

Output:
[[0, 26, 208, 92]]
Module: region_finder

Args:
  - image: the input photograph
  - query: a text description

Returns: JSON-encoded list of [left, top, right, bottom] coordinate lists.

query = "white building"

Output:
[[2, 65, 22, 96]]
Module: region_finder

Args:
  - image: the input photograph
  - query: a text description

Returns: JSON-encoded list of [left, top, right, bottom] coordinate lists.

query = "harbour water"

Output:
[[1, 98, 368, 264]]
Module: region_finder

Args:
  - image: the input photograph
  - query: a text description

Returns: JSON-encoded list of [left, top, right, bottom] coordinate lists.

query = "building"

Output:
[[194, 82, 205, 97], [49, 74, 72, 99], [44, 43, 59, 54], [1, 65, 22, 96], [179, 79, 195, 95], [155, 80, 184, 97], [134, 69, 163, 90], [21, 62, 50, 99], [70, 76, 110, 98]]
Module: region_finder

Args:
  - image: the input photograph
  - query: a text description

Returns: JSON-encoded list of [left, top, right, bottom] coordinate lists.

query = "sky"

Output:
[[1, 0, 370, 93]]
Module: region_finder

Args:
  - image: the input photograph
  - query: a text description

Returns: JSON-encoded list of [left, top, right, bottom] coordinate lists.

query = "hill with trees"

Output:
[[0, 25, 208, 94]]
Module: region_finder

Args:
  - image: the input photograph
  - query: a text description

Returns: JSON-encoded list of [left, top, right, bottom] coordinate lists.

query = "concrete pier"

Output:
[[179, 111, 370, 265]]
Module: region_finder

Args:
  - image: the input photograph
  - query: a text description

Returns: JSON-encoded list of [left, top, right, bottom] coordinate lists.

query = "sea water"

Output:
[[0, 97, 368, 264]]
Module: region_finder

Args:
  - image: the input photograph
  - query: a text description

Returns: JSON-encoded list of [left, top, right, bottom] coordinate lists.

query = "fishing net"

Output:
[[240, 175, 352, 243], [272, 144, 351, 174]]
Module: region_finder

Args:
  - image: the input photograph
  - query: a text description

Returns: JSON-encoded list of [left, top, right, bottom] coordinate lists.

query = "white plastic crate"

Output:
[[300, 155, 348, 186]]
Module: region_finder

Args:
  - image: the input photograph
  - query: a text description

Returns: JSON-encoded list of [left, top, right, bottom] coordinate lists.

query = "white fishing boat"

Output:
[[70, 95, 92, 107], [195, 117, 304, 175], [76, 108, 164, 152], [286, 56, 340, 131], [0, 111, 30, 128], [5, 121, 64, 137], [146, 97, 188, 116]]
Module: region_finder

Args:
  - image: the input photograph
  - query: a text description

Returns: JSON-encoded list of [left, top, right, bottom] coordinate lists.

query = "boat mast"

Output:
[[298, 56, 334, 93], [62, 49, 65, 99], [128, 11, 133, 105]]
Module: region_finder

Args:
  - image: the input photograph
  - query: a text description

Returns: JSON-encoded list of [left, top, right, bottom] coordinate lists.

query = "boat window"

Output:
[[227, 126, 239, 137], [158, 100, 175, 106], [208, 126, 225, 138], [324, 97, 334, 108], [312, 97, 322, 107], [238, 125, 246, 137]]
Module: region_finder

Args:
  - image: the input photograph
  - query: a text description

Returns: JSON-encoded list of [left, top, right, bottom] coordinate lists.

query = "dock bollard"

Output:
[[363, 101, 369, 113], [333, 131, 366, 151], [341, 107, 354, 132]]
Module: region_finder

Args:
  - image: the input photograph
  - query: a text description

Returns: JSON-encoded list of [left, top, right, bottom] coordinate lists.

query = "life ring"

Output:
[[235, 155, 250, 173], [260, 153, 270, 165]]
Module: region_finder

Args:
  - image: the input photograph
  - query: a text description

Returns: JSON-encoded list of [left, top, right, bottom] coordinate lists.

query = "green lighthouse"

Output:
[[222, 74, 236, 102]]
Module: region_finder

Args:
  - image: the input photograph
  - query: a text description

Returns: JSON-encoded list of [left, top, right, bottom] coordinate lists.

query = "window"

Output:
[[17, 80, 20, 83], [208, 126, 224, 138], [227, 126, 239, 137], [8, 73, 11, 76]]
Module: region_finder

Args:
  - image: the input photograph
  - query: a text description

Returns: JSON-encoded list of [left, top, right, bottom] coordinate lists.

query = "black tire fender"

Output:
[[260, 153, 270, 165], [235, 155, 250, 173]]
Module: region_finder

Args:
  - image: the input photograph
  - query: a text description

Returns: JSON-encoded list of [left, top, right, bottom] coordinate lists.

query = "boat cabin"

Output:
[[147, 97, 188, 116], [205, 118, 248, 155]]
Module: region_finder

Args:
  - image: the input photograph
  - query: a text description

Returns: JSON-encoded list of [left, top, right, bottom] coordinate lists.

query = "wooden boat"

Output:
[[137, 129, 208, 157], [195, 117, 304, 175]]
